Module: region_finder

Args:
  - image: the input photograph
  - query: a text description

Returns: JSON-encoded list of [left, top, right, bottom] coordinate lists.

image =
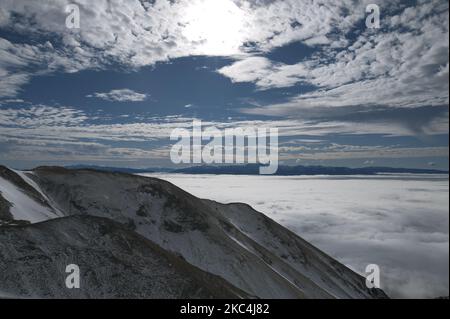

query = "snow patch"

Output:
[[0, 176, 57, 223]]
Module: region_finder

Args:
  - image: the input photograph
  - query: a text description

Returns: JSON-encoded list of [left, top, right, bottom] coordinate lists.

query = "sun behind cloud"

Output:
[[182, 0, 248, 56]]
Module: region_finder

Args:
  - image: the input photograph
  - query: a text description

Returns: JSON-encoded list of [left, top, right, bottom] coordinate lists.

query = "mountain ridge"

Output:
[[0, 165, 388, 299], [62, 164, 449, 175], [171, 164, 449, 175]]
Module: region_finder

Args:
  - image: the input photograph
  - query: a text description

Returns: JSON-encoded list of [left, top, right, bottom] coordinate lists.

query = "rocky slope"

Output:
[[0, 215, 247, 298], [0, 166, 388, 299]]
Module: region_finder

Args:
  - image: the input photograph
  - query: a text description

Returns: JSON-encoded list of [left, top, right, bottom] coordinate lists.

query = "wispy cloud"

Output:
[[281, 145, 449, 161], [87, 89, 148, 102], [0, 105, 448, 166]]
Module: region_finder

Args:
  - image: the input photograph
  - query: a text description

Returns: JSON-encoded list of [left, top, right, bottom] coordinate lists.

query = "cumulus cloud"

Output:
[[0, 0, 447, 143], [87, 89, 148, 102], [2, 0, 443, 103], [220, 0, 449, 111]]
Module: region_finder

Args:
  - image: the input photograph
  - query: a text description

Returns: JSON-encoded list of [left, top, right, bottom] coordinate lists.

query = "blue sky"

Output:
[[0, 0, 448, 169]]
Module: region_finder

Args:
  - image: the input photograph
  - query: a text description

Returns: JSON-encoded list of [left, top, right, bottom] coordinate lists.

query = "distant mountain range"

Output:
[[66, 164, 449, 176], [65, 165, 170, 174]]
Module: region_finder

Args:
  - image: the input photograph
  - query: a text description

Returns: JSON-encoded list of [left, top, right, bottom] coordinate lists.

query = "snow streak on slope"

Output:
[[12, 170, 64, 218], [213, 202, 374, 299], [0, 175, 57, 223]]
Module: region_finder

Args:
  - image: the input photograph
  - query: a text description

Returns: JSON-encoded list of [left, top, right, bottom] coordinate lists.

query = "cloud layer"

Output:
[[1, 105, 447, 165]]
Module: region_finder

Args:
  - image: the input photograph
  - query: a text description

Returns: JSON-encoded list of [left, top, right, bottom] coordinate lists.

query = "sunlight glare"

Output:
[[183, 0, 247, 56]]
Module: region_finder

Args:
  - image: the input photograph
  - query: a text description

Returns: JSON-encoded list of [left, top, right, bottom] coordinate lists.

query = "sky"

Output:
[[0, 0, 448, 170]]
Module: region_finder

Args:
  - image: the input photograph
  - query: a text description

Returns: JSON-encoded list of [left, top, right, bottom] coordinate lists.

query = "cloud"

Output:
[[0, 0, 417, 98], [0, 36, 94, 98], [220, 0, 449, 111], [0, 105, 176, 164], [87, 89, 148, 102], [1, 105, 447, 167], [0, 98, 25, 105], [0, 0, 447, 123], [282, 146, 449, 161], [0, 105, 88, 127], [0, 0, 448, 166], [278, 139, 449, 161]]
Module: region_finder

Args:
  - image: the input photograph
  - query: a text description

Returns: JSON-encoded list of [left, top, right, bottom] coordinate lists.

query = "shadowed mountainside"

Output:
[[0, 215, 248, 299]]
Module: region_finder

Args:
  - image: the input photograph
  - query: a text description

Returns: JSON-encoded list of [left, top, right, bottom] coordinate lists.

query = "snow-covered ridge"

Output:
[[0, 166, 388, 299]]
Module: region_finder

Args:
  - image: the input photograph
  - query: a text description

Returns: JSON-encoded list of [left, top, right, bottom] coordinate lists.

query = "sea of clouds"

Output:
[[145, 173, 449, 299]]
